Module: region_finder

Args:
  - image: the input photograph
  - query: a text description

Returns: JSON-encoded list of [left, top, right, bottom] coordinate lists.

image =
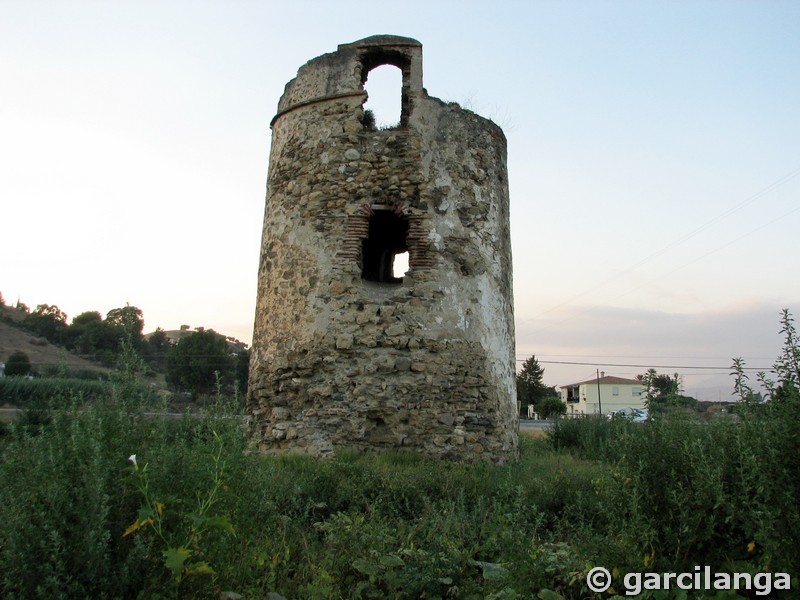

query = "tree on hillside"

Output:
[[23, 304, 68, 345], [105, 305, 144, 346], [166, 328, 234, 395], [516, 355, 553, 416], [5, 351, 32, 377], [67, 311, 105, 355], [141, 327, 171, 371], [64, 306, 146, 366], [66, 311, 121, 364]]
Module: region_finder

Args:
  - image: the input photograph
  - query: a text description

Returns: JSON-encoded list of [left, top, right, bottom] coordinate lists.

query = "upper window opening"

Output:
[[362, 210, 408, 284], [363, 64, 402, 131]]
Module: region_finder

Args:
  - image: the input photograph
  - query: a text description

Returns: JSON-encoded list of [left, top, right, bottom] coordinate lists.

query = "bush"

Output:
[[361, 108, 377, 131], [550, 409, 800, 577], [0, 394, 245, 599], [4, 350, 31, 377], [547, 414, 633, 462], [39, 364, 107, 380], [537, 396, 567, 419], [0, 401, 149, 597]]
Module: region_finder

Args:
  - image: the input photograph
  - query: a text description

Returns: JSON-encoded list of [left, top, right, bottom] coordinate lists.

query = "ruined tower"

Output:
[[247, 35, 517, 462]]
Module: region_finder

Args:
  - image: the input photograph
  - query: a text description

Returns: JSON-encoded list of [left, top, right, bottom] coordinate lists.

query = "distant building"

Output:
[[560, 373, 644, 416]]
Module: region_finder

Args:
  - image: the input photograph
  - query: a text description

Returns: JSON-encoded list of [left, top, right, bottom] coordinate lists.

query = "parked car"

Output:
[[607, 407, 649, 423]]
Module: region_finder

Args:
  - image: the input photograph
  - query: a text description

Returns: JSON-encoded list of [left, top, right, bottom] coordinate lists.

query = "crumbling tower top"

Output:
[[272, 35, 423, 129]]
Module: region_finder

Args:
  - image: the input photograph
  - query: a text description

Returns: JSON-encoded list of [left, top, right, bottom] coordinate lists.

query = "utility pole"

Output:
[[596, 369, 603, 415]]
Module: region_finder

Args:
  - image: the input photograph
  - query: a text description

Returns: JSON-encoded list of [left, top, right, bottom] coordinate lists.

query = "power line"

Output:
[[517, 357, 774, 372], [524, 163, 800, 327], [658, 202, 800, 276]]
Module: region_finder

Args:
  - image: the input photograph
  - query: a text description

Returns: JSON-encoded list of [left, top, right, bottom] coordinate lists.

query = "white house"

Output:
[[560, 373, 645, 416]]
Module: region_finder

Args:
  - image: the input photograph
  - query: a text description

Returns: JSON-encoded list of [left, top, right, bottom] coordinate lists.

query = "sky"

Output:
[[2, 0, 798, 400]]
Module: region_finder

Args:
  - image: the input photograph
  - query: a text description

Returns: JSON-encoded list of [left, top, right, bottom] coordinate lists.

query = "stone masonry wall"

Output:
[[248, 36, 518, 462]]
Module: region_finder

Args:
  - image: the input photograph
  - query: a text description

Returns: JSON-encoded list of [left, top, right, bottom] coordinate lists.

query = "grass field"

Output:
[[0, 386, 797, 599]]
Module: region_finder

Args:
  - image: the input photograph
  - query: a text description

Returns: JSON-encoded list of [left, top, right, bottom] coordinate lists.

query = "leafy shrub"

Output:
[[547, 415, 633, 462], [124, 431, 237, 593], [39, 363, 107, 380], [537, 396, 567, 419], [362, 108, 377, 131], [4, 350, 31, 376], [560, 410, 800, 578], [0, 401, 149, 597], [0, 393, 245, 599]]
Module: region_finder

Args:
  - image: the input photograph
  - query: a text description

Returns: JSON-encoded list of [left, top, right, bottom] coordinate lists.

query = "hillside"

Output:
[[0, 306, 108, 375], [1, 305, 248, 375]]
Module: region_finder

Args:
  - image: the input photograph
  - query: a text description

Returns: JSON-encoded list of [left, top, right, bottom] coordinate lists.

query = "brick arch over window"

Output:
[[337, 204, 432, 281], [362, 209, 408, 283]]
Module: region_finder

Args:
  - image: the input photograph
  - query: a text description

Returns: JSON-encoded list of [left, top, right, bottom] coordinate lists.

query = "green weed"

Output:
[[0, 393, 796, 598]]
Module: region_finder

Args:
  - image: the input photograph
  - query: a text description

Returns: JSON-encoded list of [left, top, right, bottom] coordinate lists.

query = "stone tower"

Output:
[[247, 35, 517, 462]]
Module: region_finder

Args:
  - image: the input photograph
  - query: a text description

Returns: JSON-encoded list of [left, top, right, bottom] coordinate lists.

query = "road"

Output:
[[519, 419, 553, 432]]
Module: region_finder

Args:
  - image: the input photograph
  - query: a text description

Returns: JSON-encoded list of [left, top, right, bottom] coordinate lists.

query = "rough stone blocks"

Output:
[[247, 35, 518, 463]]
